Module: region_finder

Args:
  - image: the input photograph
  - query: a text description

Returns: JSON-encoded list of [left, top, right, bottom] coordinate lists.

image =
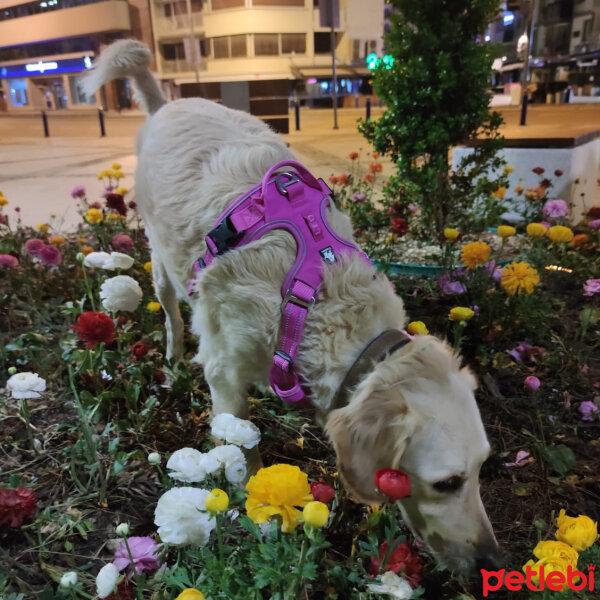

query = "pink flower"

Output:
[[24, 238, 45, 257], [524, 375, 540, 391], [0, 254, 19, 268], [583, 279, 600, 296], [540, 221, 551, 230], [38, 245, 62, 266], [352, 192, 366, 202], [113, 536, 161, 574], [407, 203, 419, 213], [508, 342, 547, 363], [578, 401, 598, 422], [112, 233, 134, 253], [588, 219, 600, 230], [503, 450, 534, 468], [89, 201, 102, 209], [70, 185, 86, 199], [542, 199, 569, 219], [0, 214, 6, 225]]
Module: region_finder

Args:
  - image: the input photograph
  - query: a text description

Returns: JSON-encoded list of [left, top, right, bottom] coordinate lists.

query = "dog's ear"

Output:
[[325, 383, 416, 504]]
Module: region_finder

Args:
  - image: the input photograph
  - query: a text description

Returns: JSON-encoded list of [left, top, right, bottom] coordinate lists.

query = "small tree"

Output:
[[360, 0, 507, 239]]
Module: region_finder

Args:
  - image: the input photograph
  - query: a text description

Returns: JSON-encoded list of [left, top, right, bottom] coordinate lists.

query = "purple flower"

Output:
[[0, 254, 19, 268], [70, 185, 86, 199], [589, 219, 600, 230], [484, 260, 503, 283], [112, 233, 134, 253], [543, 199, 569, 219], [508, 342, 547, 363], [540, 221, 551, 230], [407, 203, 419, 213], [352, 192, 366, 202], [24, 238, 45, 257], [437, 273, 467, 295], [578, 401, 599, 422], [524, 375, 541, 391], [583, 279, 600, 296], [113, 536, 161, 574], [38, 245, 62, 266]]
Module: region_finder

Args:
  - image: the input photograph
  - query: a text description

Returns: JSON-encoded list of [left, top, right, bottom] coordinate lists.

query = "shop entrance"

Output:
[[32, 77, 68, 109]]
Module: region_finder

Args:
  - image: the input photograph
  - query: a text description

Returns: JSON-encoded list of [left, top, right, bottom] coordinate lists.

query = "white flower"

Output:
[[115, 522, 129, 536], [6, 372, 46, 399], [210, 413, 261, 449], [96, 563, 119, 598], [166, 447, 220, 483], [100, 275, 143, 313], [208, 444, 247, 483], [148, 452, 161, 465], [60, 571, 78, 587], [84, 251, 134, 271], [367, 571, 414, 599], [154, 487, 215, 546]]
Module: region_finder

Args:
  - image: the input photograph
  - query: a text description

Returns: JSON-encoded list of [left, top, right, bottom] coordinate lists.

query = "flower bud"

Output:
[[76, 252, 85, 262], [375, 468, 411, 500], [60, 571, 78, 587], [407, 321, 428, 335], [205, 489, 229, 513], [175, 590, 205, 600], [148, 452, 161, 465], [302, 501, 330, 528], [7, 366, 17, 375], [115, 523, 130, 537], [310, 481, 335, 503], [524, 376, 541, 392]]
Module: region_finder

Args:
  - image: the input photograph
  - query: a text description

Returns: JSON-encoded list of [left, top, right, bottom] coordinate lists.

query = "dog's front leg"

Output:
[[152, 257, 184, 360]]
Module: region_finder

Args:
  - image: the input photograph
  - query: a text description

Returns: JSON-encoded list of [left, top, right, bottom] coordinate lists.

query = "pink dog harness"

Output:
[[188, 160, 373, 404]]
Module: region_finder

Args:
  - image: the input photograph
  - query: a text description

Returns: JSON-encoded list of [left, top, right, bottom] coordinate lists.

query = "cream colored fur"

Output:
[[84, 40, 499, 574]]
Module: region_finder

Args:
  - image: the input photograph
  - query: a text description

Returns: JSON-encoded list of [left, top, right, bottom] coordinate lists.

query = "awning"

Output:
[[297, 66, 370, 78], [500, 62, 524, 72]]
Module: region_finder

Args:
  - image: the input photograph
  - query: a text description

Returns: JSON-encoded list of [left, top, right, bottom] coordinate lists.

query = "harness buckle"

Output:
[[274, 350, 294, 373], [282, 289, 315, 311], [206, 217, 241, 255], [275, 172, 301, 198]]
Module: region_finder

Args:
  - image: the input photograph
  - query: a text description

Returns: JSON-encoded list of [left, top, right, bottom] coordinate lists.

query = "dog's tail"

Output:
[[82, 40, 166, 115]]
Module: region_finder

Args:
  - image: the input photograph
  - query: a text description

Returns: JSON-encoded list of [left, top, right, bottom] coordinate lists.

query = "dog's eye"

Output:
[[432, 476, 464, 493]]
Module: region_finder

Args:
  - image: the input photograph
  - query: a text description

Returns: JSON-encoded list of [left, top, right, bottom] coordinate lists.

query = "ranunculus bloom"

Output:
[[348, 151, 359, 160], [501, 261, 540, 295], [100, 275, 143, 313], [390, 218, 408, 236], [113, 536, 161, 574], [547, 225, 574, 243], [533, 540, 578, 566], [72, 311, 115, 348], [210, 413, 261, 449], [7, 372, 46, 399], [370, 541, 422, 588], [302, 501, 329, 527], [460, 241, 491, 269], [175, 590, 205, 600], [554, 169, 563, 177], [437, 273, 467, 296], [96, 563, 119, 598], [586, 206, 600, 219], [532, 166, 545, 175], [71, 185, 86, 199], [154, 487, 215, 546], [208, 445, 247, 483], [85, 208, 104, 224], [370, 162, 383, 173], [84, 251, 134, 271], [363, 173, 375, 184], [497, 225, 516, 238], [0, 254, 19, 268], [131, 342, 149, 359], [407, 321, 428, 335], [0, 486, 38, 527], [166, 448, 220, 483], [448, 306, 475, 322], [578, 401, 598, 422], [60, 571, 78, 587], [38, 244, 62, 266], [245, 464, 313, 533], [583, 279, 600, 296], [522, 557, 571, 591], [105, 193, 127, 216], [571, 233, 590, 247], [24, 238, 45, 257], [310, 481, 335, 503], [367, 571, 413, 599], [112, 233, 134, 253], [375, 469, 411, 500], [588, 218, 600, 229], [524, 375, 540, 391], [526, 223, 548, 237], [555, 509, 598, 551], [146, 301, 161, 313], [205, 489, 229, 513], [352, 192, 366, 202], [543, 199, 569, 219], [492, 186, 506, 199], [444, 227, 460, 241]]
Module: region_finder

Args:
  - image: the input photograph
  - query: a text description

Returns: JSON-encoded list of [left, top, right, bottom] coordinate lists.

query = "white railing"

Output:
[[154, 13, 203, 36], [161, 58, 197, 73]]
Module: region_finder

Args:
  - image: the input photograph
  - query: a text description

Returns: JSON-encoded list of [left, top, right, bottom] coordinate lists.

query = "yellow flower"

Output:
[[245, 464, 313, 533], [407, 321, 429, 335], [85, 208, 103, 225], [49, 235, 66, 246], [504, 166, 514, 174], [522, 557, 572, 591], [0, 195, 8, 207], [526, 222, 547, 237], [460, 241, 492, 269], [497, 225, 516, 238], [532, 540, 578, 567], [174, 590, 205, 600], [113, 170, 125, 180], [302, 501, 330, 528], [555, 509, 598, 551], [444, 227, 460, 242], [116, 187, 129, 195], [143, 261, 153, 273], [112, 162, 122, 170], [501, 261, 540, 295], [146, 301, 161, 313], [36, 223, 50, 233], [449, 307, 475, 322], [97, 169, 109, 180], [492, 187, 506, 200], [205, 489, 229, 513], [81, 246, 94, 255], [107, 213, 126, 222], [547, 225, 574, 243], [385, 233, 398, 245]]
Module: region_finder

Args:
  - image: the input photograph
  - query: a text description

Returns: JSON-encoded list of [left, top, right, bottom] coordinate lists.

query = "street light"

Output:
[[519, 0, 537, 126]]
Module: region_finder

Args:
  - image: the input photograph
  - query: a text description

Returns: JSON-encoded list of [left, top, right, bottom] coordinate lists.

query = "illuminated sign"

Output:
[[366, 53, 394, 71], [25, 61, 58, 73], [0, 56, 93, 79]]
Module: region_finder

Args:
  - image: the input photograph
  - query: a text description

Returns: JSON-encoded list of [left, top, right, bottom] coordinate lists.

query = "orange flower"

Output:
[[329, 176, 339, 185], [81, 245, 94, 255], [363, 173, 375, 184], [372, 151, 381, 159], [348, 152, 359, 160], [370, 162, 383, 173], [514, 184, 524, 195], [571, 233, 590, 247], [338, 173, 350, 186]]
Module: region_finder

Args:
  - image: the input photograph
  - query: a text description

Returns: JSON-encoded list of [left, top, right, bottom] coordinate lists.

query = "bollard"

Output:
[[98, 108, 106, 137], [519, 94, 528, 126], [294, 100, 300, 131], [41, 111, 49, 137], [366, 97, 371, 121]]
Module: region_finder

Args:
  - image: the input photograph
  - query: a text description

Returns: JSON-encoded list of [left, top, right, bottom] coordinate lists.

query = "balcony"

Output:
[[153, 13, 204, 38], [0, 1, 130, 48]]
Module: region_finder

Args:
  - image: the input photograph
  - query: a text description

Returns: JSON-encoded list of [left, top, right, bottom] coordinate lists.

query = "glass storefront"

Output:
[[7, 77, 28, 106], [68, 73, 95, 105]]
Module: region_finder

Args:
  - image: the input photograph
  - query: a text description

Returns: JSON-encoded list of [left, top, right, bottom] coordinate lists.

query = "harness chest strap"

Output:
[[188, 160, 373, 405]]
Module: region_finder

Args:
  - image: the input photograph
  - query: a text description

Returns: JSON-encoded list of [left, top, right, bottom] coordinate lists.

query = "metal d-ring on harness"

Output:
[[188, 160, 374, 405]]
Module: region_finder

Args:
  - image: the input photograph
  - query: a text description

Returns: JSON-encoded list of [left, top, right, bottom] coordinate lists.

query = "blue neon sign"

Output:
[[0, 56, 93, 79]]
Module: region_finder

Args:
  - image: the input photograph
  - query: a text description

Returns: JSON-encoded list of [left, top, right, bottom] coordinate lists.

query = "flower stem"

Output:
[[123, 537, 144, 600], [19, 398, 38, 455]]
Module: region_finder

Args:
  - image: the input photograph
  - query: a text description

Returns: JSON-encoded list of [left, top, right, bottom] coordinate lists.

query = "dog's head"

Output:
[[325, 335, 499, 574]]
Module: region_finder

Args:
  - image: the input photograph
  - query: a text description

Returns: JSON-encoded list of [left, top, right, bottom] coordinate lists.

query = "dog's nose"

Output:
[[475, 553, 501, 572]]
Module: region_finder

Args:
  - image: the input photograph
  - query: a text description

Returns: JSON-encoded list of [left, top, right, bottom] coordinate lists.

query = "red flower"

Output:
[[370, 162, 383, 173], [154, 370, 166, 383], [370, 540, 422, 588], [104, 580, 135, 600], [338, 173, 350, 186], [539, 178, 552, 189], [0, 487, 38, 527], [532, 167, 545, 175], [131, 342, 150, 359], [554, 169, 563, 177], [390, 218, 408, 237], [72, 312, 115, 348], [310, 482, 335, 503], [375, 468, 411, 499], [586, 206, 600, 219], [329, 176, 339, 185], [38, 244, 62, 266], [349, 151, 359, 160], [128, 201, 137, 210], [112, 233, 134, 253], [89, 201, 102, 209], [106, 193, 127, 216], [372, 151, 381, 159]]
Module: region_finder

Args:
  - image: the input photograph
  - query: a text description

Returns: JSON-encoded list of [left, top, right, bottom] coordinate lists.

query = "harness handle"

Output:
[[261, 160, 322, 198]]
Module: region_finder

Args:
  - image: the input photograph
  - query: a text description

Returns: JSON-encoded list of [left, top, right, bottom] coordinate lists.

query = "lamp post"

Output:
[[519, 0, 537, 126], [328, 0, 339, 130]]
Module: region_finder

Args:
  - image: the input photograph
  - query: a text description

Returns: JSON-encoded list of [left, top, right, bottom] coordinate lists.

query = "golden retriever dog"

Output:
[[84, 40, 499, 573]]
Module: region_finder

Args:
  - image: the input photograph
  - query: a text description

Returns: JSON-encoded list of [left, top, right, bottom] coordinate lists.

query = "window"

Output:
[[281, 33, 305, 54], [8, 78, 28, 107], [211, 0, 244, 9], [161, 42, 185, 61], [314, 32, 331, 54], [254, 34, 279, 55], [213, 37, 230, 58], [230, 35, 247, 57], [253, 0, 304, 5], [69, 74, 95, 105]]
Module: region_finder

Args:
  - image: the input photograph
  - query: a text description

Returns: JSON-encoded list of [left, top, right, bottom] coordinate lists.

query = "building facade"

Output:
[[0, 0, 154, 111]]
